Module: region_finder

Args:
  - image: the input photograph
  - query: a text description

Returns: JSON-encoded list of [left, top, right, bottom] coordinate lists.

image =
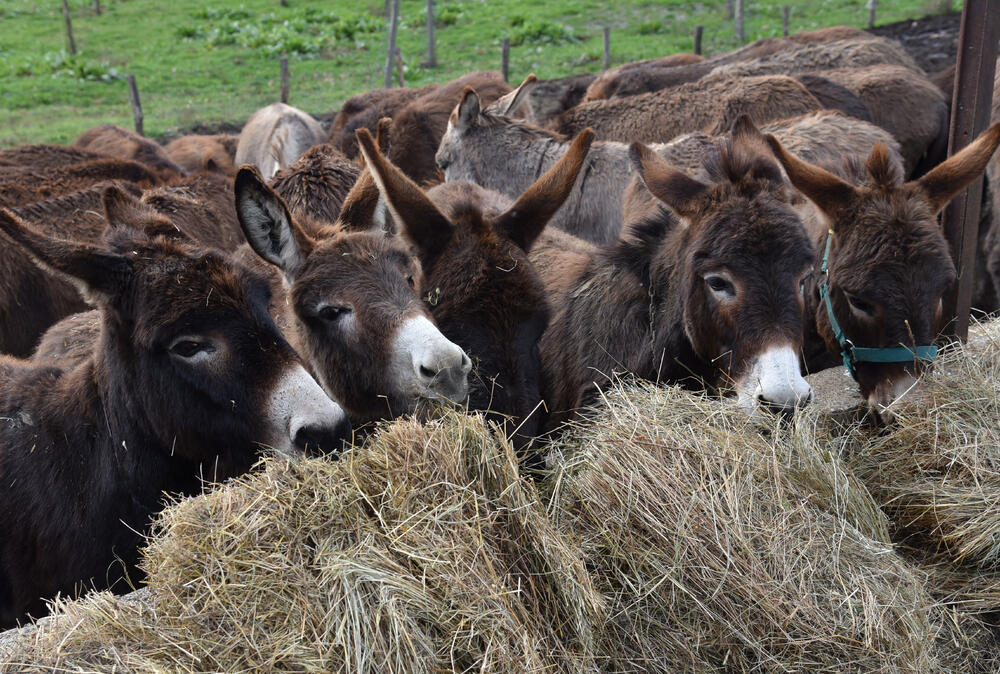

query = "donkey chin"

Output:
[[865, 369, 920, 424], [391, 314, 473, 411], [733, 344, 814, 416]]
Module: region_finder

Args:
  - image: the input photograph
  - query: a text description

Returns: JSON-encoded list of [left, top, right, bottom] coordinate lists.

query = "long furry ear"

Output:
[[102, 183, 174, 233], [337, 117, 393, 233], [234, 165, 314, 282], [764, 133, 859, 221], [450, 87, 481, 134], [912, 121, 1000, 214], [0, 208, 132, 306], [486, 74, 539, 117], [494, 128, 594, 251], [629, 142, 708, 220], [356, 128, 453, 261]]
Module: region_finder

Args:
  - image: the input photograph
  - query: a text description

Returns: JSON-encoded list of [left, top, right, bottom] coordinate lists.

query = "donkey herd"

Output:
[[2, 23, 1000, 628]]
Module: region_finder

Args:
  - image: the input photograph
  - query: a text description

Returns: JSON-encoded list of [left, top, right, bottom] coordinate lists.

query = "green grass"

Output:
[[0, 0, 948, 147]]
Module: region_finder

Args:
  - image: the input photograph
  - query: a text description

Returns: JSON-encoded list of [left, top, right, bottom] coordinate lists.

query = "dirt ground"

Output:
[[869, 11, 959, 75]]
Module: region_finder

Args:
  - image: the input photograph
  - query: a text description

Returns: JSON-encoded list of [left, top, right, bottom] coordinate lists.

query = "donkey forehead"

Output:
[[691, 198, 813, 268]]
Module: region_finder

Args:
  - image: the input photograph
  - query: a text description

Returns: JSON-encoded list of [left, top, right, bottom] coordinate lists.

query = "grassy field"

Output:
[[0, 0, 950, 147]]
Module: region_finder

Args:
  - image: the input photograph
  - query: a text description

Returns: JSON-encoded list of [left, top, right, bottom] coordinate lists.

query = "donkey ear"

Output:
[[731, 113, 763, 141], [337, 117, 394, 233], [486, 74, 539, 116], [912, 122, 1000, 214], [234, 165, 313, 282], [452, 87, 481, 133], [629, 141, 708, 220], [0, 208, 132, 306], [764, 133, 859, 221], [356, 128, 453, 260], [102, 183, 169, 231], [495, 128, 594, 251]]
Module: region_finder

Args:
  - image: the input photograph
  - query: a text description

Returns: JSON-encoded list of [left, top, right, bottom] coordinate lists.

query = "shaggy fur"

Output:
[[0, 144, 107, 169], [140, 172, 243, 251], [164, 134, 238, 176], [766, 122, 1000, 409], [0, 201, 338, 628], [328, 85, 436, 159], [75, 124, 185, 181], [533, 123, 814, 428], [269, 143, 361, 226], [522, 73, 597, 125], [389, 72, 512, 184], [794, 74, 872, 122], [553, 73, 822, 143], [234, 103, 326, 180], [0, 159, 159, 208]]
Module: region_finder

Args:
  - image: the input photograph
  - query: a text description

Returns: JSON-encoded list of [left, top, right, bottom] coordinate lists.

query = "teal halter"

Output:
[[818, 229, 938, 380]]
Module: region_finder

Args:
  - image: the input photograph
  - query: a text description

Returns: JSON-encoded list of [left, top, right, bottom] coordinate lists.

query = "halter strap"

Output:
[[817, 229, 937, 380]]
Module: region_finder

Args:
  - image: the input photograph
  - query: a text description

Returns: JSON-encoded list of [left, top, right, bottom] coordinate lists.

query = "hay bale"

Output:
[[549, 384, 934, 672], [847, 323, 1000, 568]]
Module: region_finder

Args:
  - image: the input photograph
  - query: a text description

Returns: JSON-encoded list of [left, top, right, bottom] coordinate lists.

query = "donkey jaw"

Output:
[[734, 344, 813, 414], [265, 364, 352, 456], [391, 314, 472, 407]]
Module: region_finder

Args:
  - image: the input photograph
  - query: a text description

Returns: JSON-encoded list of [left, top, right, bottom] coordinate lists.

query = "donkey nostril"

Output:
[[419, 364, 437, 380], [293, 419, 352, 457]]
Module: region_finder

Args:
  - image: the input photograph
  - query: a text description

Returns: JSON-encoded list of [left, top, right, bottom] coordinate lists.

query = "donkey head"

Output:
[[359, 126, 593, 448], [631, 118, 815, 412], [235, 165, 471, 423], [0, 190, 351, 469], [766, 122, 1000, 416]]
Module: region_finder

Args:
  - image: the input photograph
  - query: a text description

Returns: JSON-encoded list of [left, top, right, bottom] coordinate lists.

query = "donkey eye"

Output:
[[169, 338, 213, 359], [845, 293, 875, 317], [318, 305, 352, 322], [704, 274, 736, 298]]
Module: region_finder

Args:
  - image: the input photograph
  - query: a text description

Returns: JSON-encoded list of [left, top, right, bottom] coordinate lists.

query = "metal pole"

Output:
[[424, 0, 436, 67], [62, 0, 76, 55], [501, 38, 510, 83], [127, 74, 143, 136], [384, 0, 400, 88], [602, 27, 611, 70], [280, 55, 289, 103], [942, 0, 1000, 339], [694, 25, 703, 55]]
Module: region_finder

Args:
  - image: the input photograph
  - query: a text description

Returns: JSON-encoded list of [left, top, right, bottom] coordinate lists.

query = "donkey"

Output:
[[764, 123, 1000, 418], [75, 124, 186, 181], [356, 126, 594, 450], [0, 158, 159, 208], [329, 84, 437, 159], [164, 133, 239, 176], [0, 197, 350, 628], [533, 120, 815, 428], [234, 102, 326, 180], [0, 144, 107, 169], [269, 143, 362, 226], [233, 166, 472, 424], [437, 79, 896, 243]]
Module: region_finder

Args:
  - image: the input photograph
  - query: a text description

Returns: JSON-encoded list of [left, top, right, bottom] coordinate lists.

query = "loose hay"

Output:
[[847, 323, 1000, 569], [1, 383, 942, 673]]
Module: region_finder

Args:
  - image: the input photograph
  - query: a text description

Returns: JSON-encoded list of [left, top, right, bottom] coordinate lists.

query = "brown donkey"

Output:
[[765, 123, 1000, 418], [234, 166, 471, 424], [534, 120, 815, 428], [0, 199, 349, 628], [356, 127, 595, 450]]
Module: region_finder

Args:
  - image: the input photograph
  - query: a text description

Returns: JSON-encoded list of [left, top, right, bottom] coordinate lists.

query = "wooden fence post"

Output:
[[602, 27, 611, 70], [942, 0, 1000, 339], [384, 0, 400, 88], [394, 48, 406, 87], [280, 55, 289, 103], [501, 37, 510, 83], [726, 0, 734, 19], [62, 0, 76, 55], [782, 6, 790, 37], [734, 0, 745, 44], [423, 0, 437, 67], [127, 74, 143, 136], [867, 0, 877, 29], [93, 0, 101, 16], [694, 25, 703, 55]]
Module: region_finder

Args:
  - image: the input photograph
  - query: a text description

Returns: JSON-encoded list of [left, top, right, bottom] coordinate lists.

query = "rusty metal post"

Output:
[[942, 0, 1000, 340]]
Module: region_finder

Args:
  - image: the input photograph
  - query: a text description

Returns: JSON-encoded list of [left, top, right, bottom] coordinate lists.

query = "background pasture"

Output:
[[1, 0, 949, 147]]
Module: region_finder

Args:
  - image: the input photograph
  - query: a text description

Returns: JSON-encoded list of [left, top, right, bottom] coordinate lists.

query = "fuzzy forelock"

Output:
[[703, 136, 784, 188]]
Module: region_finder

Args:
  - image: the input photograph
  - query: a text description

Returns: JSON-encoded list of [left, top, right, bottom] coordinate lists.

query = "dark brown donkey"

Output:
[[356, 127, 595, 450], [764, 122, 1000, 418], [0, 200, 350, 628], [534, 120, 815, 428], [234, 166, 472, 424]]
